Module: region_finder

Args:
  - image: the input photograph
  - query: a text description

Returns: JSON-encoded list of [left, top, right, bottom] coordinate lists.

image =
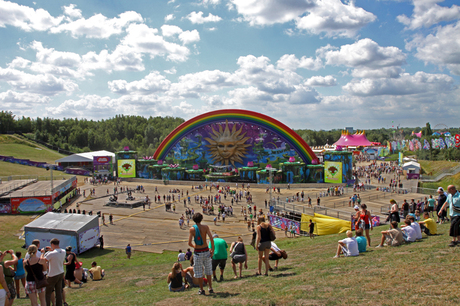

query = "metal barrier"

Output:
[[271, 200, 354, 220]]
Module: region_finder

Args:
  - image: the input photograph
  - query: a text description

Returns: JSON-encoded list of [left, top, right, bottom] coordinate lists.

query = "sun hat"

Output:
[[354, 205, 359, 210], [437, 187, 444, 192]]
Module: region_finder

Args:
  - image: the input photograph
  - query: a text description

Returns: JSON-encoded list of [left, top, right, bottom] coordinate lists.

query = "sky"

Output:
[[0, 0, 459, 130]]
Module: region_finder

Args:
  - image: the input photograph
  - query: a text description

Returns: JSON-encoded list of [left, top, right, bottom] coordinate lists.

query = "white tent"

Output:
[[24, 212, 100, 254], [55, 150, 114, 164], [402, 161, 420, 174]]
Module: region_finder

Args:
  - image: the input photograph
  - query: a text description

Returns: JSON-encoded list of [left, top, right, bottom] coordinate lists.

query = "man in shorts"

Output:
[[188, 213, 215, 295], [125, 244, 132, 259], [209, 234, 228, 282], [43, 238, 66, 306], [438, 185, 460, 247], [376, 221, 404, 248], [333, 230, 359, 258]]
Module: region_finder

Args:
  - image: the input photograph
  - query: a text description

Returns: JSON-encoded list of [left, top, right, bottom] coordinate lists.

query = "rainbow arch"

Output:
[[153, 109, 319, 164]]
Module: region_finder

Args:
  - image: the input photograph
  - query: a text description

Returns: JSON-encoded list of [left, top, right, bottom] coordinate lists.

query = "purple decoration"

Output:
[[247, 161, 254, 167], [288, 156, 295, 162], [193, 164, 199, 170]]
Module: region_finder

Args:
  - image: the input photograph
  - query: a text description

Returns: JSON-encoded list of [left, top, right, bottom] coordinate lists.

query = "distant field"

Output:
[[0, 135, 65, 163], [419, 160, 460, 176]]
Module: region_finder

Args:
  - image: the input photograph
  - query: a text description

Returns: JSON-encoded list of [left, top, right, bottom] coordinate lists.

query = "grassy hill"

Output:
[[0, 135, 65, 163], [2, 215, 459, 306], [418, 160, 460, 176]]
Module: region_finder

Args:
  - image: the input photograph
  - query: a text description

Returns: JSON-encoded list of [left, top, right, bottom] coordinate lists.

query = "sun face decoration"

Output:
[[204, 120, 251, 167]]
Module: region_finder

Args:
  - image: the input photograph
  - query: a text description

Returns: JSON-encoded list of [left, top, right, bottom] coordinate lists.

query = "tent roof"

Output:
[[24, 212, 99, 232], [402, 161, 420, 168], [333, 130, 372, 147], [55, 150, 114, 163]]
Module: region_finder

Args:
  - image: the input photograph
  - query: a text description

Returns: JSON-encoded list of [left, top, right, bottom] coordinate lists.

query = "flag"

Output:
[[455, 134, 460, 148], [423, 139, 430, 150], [439, 138, 446, 149]]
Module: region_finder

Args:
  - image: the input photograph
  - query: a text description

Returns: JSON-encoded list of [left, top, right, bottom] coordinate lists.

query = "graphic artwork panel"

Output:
[[324, 162, 342, 183], [118, 159, 136, 178]]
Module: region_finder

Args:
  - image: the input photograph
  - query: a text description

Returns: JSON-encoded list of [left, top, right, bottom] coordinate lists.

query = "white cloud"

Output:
[[169, 70, 236, 97], [50, 11, 143, 39], [276, 54, 323, 71], [7, 57, 31, 69], [164, 67, 177, 74], [62, 4, 82, 19], [108, 71, 171, 95], [406, 21, 460, 75], [0, 0, 63, 31], [0, 90, 50, 104], [179, 30, 200, 45], [295, 0, 376, 38], [305, 75, 336, 86], [343, 71, 453, 96], [202, 0, 221, 5], [397, 0, 460, 30], [120, 23, 190, 62], [324, 38, 406, 69], [0, 67, 78, 96], [229, 0, 314, 26], [351, 67, 403, 79], [164, 14, 175, 22], [186, 11, 222, 24], [161, 24, 183, 37]]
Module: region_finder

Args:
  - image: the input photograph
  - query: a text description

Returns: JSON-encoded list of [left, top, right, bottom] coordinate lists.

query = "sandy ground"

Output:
[[65, 161, 422, 254]]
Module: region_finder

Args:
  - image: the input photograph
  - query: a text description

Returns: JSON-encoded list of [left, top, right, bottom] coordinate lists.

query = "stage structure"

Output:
[[154, 110, 319, 177]]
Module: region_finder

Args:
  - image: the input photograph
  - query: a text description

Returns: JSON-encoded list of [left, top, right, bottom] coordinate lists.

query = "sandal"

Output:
[[255, 272, 261, 276]]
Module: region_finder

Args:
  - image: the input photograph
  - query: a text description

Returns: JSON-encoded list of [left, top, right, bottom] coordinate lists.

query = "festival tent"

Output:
[[333, 130, 373, 147], [56, 150, 114, 164], [24, 212, 100, 254], [300, 213, 351, 236], [402, 161, 420, 179]]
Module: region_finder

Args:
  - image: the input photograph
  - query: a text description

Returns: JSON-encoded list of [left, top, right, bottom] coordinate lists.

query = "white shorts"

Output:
[[193, 250, 212, 278]]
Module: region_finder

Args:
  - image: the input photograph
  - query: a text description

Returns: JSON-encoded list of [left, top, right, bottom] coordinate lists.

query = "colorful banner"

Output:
[[78, 226, 100, 253], [10, 196, 53, 214], [118, 159, 136, 178], [324, 161, 342, 183], [269, 215, 300, 235], [456, 134, 460, 148], [65, 168, 91, 176], [398, 152, 403, 165], [423, 139, 430, 150]]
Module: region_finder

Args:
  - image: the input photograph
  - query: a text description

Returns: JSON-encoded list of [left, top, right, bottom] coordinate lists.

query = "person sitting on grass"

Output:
[[418, 212, 437, 236], [355, 228, 367, 253], [401, 219, 417, 243], [376, 221, 404, 248], [333, 230, 359, 258], [182, 256, 201, 288], [265, 242, 287, 270], [404, 215, 423, 240], [167, 262, 189, 292], [88, 262, 105, 281]]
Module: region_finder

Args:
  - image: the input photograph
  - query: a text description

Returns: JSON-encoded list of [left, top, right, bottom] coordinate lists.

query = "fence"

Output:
[[271, 200, 354, 221]]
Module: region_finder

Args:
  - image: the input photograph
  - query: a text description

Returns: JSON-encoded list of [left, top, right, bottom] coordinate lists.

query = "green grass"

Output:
[[0, 135, 65, 163], [2, 215, 460, 305], [421, 172, 460, 190], [419, 160, 460, 176]]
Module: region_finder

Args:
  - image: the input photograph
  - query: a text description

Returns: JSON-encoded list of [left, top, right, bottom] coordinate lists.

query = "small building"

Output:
[[56, 150, 115, 176], [24, 212, 100, 254], [402, 161, 420, 179]]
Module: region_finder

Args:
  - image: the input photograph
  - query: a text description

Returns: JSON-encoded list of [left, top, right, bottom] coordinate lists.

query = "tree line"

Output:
[[1, 111, 458, 159]]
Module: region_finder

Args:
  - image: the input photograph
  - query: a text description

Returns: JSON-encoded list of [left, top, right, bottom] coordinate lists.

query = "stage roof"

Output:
[[333, 130, 372, 147], [56, 150, 114, 163]]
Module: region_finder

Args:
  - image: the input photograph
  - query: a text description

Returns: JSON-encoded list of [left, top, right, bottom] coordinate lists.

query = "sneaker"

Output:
[[219, 275, 224, 282], [198, 290, 205, 295], [449, 241, 457, 247], [209, 289, 214, 294], [375, 245, 383, 248], [332, 255, 339, 258], [79, 283, 83, 288], [213, 276, 217, 282]]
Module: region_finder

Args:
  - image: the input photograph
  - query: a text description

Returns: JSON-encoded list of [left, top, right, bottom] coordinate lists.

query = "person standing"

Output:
[[188, 213, 214, 295], [0, 250, 18, 306], [64, 247, 82, 289], [0, 261, 10, 306], [14, 252, 26, 299], [23, 245, 47, 306], [209, 234, 228, 282], [439, 185, 460, 247], [309, 219, 315, 239], [436, 187, 448, 224], [357, 204, 372, 247], [43, 238, 66, 306], [255, 216, 275, 276], [125, 244, 132, 259], [99, 235, 104, 250]]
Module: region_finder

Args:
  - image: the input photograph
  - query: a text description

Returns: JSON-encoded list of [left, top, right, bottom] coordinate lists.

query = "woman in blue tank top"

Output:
[[14, 252, 26, 299]]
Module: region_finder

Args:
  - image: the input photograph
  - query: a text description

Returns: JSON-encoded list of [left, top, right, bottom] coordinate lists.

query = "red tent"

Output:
[[333, 130, 372, 147]]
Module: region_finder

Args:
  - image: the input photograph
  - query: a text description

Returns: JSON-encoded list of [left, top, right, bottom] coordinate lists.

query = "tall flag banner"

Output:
[[387, 141, 392, 153], [423, 139, 430, 150], [416, 139, 422, 150], [455, 134, 460, 148], [431, 139, 439, 149], [439, 138, 446, 149], [409, 140, 414, 151]]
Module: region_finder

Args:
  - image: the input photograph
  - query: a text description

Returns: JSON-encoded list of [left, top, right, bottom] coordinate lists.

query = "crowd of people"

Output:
[[0, 238, 105, 306]]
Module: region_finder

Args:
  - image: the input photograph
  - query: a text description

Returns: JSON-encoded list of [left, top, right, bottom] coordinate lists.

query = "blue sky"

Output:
[[0, 0, 459, 130]]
